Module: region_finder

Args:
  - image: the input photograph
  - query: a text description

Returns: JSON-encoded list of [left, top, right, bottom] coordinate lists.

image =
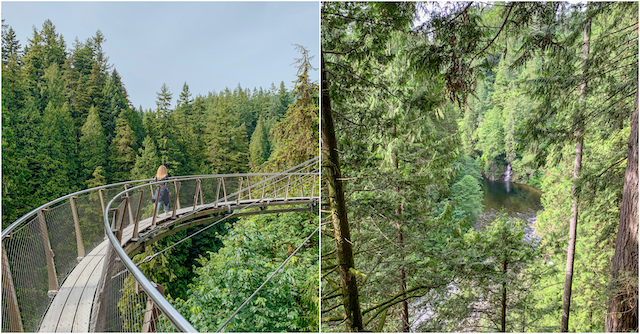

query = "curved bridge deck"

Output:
[[37, 197, 315, 332]]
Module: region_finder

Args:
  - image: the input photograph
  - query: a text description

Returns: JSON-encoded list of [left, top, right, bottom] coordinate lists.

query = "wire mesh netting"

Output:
[[2, 159, 319, 333], [90, 242, 178, 332], [1, 181, 150, 333]]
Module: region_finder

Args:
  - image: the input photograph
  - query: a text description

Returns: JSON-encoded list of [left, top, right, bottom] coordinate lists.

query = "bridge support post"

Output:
[[199, 180, 204, 206], [215, 178, 221, 207], [69, 196, 85, 260], [2, 240, 24, 332], [151, 190, 160, 228], [237, 177, 243, 205], [98, 188, 106, 214], [222, 177, 227, 200], [285, 175, 291, 201], [246, 176, 253, 200], [133, 189, 144, 241], [124, 185, 135, 232], [137, 282, 165, 333], [172, 181, 181, 218], [311, 174, 317, 198], [193, 179, 202, 211], [110, 207, 122, 243], [261, 175, 267, 200], [99, 188, 107, 238], [37, 209, 58, 295]]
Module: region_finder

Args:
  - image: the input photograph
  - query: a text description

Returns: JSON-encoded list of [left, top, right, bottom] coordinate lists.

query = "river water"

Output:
[[410, 179, 544, 330], [477, 178, 544, 241]]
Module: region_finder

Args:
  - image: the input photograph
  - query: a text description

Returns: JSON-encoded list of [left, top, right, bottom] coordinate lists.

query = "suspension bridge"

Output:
[[1, 158, 319, 332]]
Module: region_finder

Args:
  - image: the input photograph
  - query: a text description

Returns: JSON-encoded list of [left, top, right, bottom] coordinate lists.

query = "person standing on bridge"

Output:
[[153, 165, 171, 216]]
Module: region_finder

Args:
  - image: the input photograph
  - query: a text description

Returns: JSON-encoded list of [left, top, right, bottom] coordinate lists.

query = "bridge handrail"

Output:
[[1, 158, 319, 332], [103, 158, 319, 332], [2, 172, 313, 239]]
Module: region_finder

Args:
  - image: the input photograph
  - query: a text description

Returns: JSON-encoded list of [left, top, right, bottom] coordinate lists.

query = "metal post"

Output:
[[261, 175, 267, 200], [98, 188, 106, 214], [215, 179, 221, 208], [124, 184, 135, 230], [237, 177, 243, 205], [37, 209, 58, 294], [110, 207, 122, 243], [117, 197, 129, 244], [98, 188, 107, 238], [133, 189, 144, 240], [193, 179, 202, 211], [151, 190, 160, 228], [285, 175, 291, 201], [140, 282, 165, 333], [311, 174, 317, 198], [69, 196, 86, 260], [246, 176, 252, 200], [199, 180, 204, 206], [222, 177, 227, 200], [2, 240, 24, 332], [173, 181, 181, 210], [172, 181, 181, 218]]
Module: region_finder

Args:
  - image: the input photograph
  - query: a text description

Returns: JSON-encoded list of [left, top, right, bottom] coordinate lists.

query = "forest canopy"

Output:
[[321, 2, 637, 332]]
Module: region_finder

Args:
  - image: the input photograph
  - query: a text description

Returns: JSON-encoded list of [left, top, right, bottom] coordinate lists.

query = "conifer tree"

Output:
[[79, 106, 107, 182], [205, 96, 249, 174], [108, 109, 136, 182], [268, 46, 318, 170], [249, 115, 269, 170], [40, 101, 76, 197], [131, 136, 161, 180]]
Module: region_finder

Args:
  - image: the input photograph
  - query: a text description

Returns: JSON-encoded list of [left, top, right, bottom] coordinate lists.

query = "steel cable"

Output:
[[215, 225, 320, 332], [134, 168, 319, 267]]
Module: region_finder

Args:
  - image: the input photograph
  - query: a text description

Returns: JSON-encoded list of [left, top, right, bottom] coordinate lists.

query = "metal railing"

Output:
[[100, 158, 319, 332], [1, 158, 319, 332], [2, 179, 154, 332]]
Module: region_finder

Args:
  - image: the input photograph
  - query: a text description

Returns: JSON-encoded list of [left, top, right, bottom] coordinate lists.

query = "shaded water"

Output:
[[477, 179, 543, 232], [411, 179, 544, 331]]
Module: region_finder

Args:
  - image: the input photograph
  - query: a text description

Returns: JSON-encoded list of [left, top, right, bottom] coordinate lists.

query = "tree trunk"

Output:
[[321, 53, 364, 332], [501, 258, 507, 332], [605, 90, 639, 332], [393, 137, 410, 332], [561, 14, 591, 332]]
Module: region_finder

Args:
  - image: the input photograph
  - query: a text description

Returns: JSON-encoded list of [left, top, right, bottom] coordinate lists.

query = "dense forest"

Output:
[[321, 2, 637, 332], [1, 20, 318, 226], [2, 19, 319, 331]]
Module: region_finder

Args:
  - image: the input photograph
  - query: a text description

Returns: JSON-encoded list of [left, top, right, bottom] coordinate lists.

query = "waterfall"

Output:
[[504, 163, 513, 182]]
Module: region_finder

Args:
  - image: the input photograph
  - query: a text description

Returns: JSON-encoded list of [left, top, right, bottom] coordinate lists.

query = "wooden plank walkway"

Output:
[[37, 197, 314, 332]]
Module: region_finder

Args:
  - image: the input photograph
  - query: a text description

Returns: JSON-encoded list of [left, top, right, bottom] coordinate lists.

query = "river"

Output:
[[477, 178, 544, 242], [411, 179, 544, 330]]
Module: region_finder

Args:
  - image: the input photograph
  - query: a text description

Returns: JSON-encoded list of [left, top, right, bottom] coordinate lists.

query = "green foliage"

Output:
[[177, 212, 319, 332], [132, 221, 229, 301], [131, 136, 161, 180], [205, 91, 249, 174], [108, 109, 136, 182], [79, 106, 107, 181], [249, 115, 269, 170], [267, 45, 319, 170], [450, 174, 483, 223], [418, 215, 546, 332]]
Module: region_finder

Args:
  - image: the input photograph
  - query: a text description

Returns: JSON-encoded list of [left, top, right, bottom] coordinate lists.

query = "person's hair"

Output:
[[156, 165, 168, 179]]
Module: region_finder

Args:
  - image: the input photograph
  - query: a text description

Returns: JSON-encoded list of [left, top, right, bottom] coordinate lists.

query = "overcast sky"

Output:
[[1, 1, 320, 111]]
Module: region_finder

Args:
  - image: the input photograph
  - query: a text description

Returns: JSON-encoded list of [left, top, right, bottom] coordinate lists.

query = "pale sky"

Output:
[[1, 1, 320, 111]]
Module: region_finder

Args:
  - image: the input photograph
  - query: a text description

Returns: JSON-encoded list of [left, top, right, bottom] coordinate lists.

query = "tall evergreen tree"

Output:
[[79, 106, 107, 183], [131, 136, 161, 180], [108, 109, 136, 182], [249, 115, 270, 170], [205, 95, 249, 174], [268, 45, 318, 170]]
